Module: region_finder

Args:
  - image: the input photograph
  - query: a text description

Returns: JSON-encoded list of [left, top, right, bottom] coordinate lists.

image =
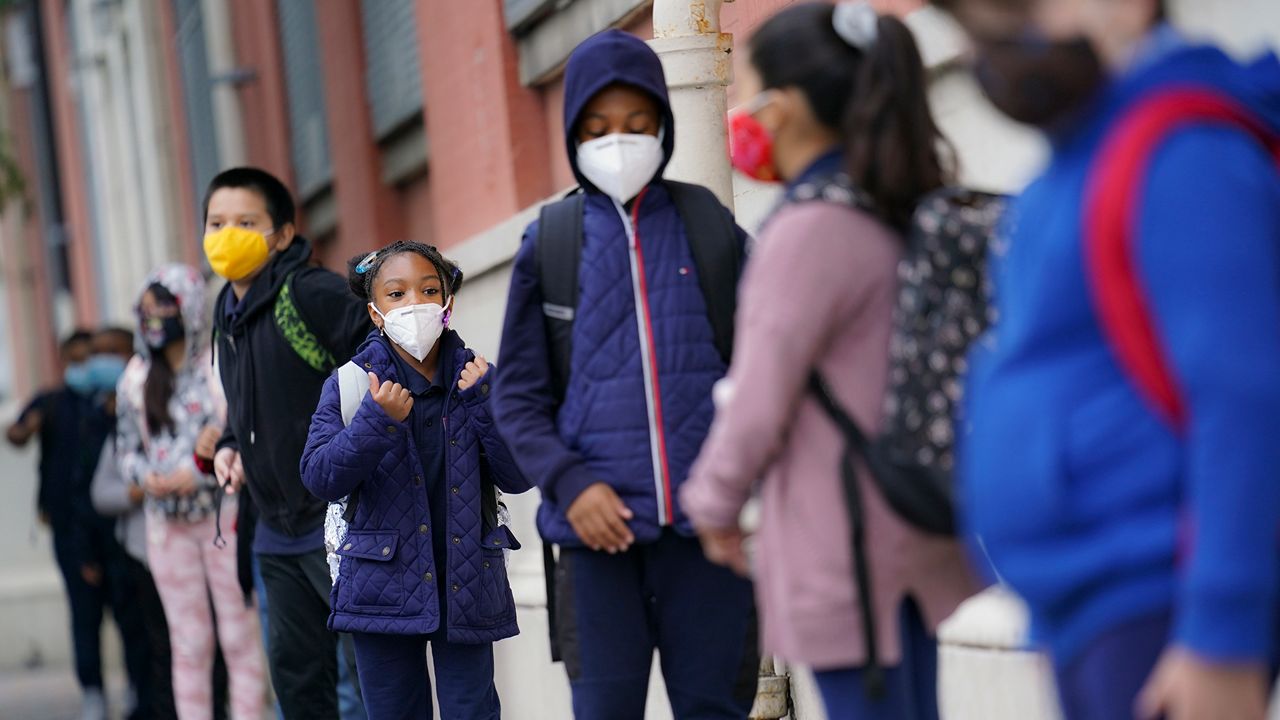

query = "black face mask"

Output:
[[143, 315, 185, 352], [974, 34, 1106, 129]]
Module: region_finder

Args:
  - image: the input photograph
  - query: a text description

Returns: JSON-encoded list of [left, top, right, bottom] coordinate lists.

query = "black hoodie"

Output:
[[214, 238, 371, 539]]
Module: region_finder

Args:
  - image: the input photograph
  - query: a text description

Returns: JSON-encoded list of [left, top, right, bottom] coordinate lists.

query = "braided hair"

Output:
[[346, 241, 465, 301]]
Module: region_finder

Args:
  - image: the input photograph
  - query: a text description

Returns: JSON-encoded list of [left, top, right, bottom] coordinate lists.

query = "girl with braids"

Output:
[[302, 241, 530, 720], [116, 264, 266, 720], [681, 3, 981, 718]]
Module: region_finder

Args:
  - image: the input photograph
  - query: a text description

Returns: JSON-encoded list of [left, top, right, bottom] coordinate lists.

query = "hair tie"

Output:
[[833, 1, 879, 51], [355, 251, 378, 274]]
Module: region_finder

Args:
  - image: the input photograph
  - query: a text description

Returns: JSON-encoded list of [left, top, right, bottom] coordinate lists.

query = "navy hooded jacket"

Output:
[[301, 331, 531, 641], [962, 35, 1280, 665], [492, 29, 748, 546]]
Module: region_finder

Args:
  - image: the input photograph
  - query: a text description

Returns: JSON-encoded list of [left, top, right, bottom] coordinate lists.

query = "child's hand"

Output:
[[194, 424, 221, 460], [566, 483, 635, 554], [458, 355, 490, 391], [369, 372, 414, 423]]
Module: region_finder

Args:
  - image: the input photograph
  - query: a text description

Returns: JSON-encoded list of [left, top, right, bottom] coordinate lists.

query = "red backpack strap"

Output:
[[1083, 86, 1280, 431]]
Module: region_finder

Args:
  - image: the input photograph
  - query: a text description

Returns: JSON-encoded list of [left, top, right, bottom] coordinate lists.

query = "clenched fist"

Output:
[[458, 355, 490, 392], [369, 371, 414, 422]]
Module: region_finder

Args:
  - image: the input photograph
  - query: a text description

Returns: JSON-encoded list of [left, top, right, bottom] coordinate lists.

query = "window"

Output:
[[277, 0, 332, 199], [504, 0, 559, 33], [360, 0, 424, 140], [174, 0, 220, 219], [502, 0, 649, 85]]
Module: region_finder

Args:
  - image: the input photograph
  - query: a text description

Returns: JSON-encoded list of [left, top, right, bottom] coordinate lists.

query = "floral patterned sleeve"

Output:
[[115, 361, 153, 487]]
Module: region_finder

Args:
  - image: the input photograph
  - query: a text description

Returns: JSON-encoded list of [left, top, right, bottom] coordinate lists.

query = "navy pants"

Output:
[[52, 518, 150, 698], [812, 599, 939, 720], [350, 632, 498, 720], [1054, 612, 1170, 720], [556, 528, 759, 720]]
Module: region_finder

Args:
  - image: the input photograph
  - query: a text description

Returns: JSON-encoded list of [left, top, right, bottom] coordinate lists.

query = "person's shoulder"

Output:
[[290, 264, 349, 293], [767, 200, 890, 244], [1146, 123, 1280, 199]]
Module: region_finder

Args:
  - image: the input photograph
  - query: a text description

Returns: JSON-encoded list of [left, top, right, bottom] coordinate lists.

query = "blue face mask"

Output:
[[65, 362, 93, 395], [85, 354, 127, 393]]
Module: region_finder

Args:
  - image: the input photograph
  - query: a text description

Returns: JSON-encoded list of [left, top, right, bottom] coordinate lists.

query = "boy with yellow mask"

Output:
[[204, 167, 372, 719]]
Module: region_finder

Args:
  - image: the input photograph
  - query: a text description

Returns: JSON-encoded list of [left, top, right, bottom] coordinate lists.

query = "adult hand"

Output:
[[1136, 646, 1269, 720], [566, 483, 634, 553], [369, 372, 413, 423], [213, 447, 245, 495], [194, 425, 221, 460], [458, 355, 490, 391], [127, 484, 146, 506], [698, 527, 751, 577]]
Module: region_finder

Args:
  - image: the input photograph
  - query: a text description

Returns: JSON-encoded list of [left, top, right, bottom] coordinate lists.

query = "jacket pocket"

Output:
[[477, 526, 520, 621], [336, 530, 405, 613]]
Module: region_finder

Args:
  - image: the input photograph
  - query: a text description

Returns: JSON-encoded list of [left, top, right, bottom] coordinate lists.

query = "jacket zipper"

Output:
[[615, 189, 674, 526]]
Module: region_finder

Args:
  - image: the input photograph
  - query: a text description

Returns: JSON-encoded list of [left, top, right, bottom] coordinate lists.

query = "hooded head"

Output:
[[134, 263, 210, 362], [563, 29, 676, 193]]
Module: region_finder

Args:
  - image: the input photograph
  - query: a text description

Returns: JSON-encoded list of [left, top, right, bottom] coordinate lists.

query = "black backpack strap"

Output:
[[808, 372, 886, 698], [543, 543, 562, 662], [533, 191, 585, 664], [665, 180, 741, 364], [535, 192, 587, 404]]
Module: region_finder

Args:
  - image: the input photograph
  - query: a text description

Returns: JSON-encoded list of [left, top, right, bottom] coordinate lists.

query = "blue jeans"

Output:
[[812, 599, 939, 720], [350, 633, 498, 720]]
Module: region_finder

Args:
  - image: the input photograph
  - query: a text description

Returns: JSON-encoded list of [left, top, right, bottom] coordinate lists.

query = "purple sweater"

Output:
[[682, 201, 982, 670]]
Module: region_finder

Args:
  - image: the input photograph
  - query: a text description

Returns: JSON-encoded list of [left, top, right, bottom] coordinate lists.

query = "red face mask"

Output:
[[729, 104, 780, 183]]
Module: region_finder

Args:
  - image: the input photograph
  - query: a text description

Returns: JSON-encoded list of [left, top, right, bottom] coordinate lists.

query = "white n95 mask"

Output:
[[372, 299, 452, 362], [576, 133, 664, 203]]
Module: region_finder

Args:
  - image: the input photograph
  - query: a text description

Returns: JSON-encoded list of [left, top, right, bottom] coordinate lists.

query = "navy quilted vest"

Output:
[[539, 185, 727, 544]]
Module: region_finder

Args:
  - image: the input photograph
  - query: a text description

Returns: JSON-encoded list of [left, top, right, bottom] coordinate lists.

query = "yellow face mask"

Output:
[[203, 226, 273, 281]]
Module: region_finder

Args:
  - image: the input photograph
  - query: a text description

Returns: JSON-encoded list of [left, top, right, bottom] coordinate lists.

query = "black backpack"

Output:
[[802, 175, 1005, 693], [534, 180, 743, 662]]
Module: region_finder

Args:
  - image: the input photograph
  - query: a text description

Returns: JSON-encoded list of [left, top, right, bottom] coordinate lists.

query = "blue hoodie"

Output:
[[963, 39, 1280, 665], [493, 30, 748, 546]]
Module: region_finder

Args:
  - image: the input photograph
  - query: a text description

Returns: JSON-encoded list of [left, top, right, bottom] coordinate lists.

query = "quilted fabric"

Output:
[[301, 334, 531, 641], [529, 186, 728, 545]]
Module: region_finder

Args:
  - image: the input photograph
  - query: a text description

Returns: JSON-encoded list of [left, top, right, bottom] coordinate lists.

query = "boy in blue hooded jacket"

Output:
[[942, 0, 1280, 717], [492, 28, 758, 720]]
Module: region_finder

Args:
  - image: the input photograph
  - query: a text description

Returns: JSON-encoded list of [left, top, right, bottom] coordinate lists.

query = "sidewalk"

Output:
[[0, 667, 126, 720]]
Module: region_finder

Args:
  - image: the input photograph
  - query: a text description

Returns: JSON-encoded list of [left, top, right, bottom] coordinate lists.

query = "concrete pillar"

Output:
[[651, 0, 736, 209]]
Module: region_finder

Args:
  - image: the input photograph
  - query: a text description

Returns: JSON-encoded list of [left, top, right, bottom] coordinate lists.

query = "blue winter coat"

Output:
[[491, 29, 748, 546], [962, 36, 1280, 665], [301, 331, 531, 642]]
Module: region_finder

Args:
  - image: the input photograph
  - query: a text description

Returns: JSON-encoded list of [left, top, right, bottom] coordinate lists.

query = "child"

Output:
[[204, 167, 369, 718], [492, 28, 758, 719], [302, 241, 530, 720], [940, 0, 1280, 717], [8, 329, 148, 720], [681, 5, 981, 718], [116, 264, 266, 720]]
